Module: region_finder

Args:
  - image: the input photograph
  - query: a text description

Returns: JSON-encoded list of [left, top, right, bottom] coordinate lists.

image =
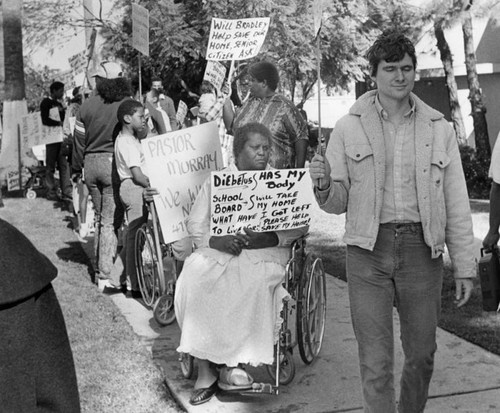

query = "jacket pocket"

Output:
[[345, 144, 374, 184], [430, 150, 449, 243], [430, 150, 450, 187]]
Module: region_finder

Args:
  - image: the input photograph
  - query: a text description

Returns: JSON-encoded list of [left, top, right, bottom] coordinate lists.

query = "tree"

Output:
[[461, 0, 490, 158], [3, 0, 25, 100]]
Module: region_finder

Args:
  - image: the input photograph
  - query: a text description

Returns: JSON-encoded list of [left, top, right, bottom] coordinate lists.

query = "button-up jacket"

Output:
[[317, 90, 476, 279]]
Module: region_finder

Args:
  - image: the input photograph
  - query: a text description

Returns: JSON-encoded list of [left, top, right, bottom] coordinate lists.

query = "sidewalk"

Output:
[[107, 274, 500, 412]]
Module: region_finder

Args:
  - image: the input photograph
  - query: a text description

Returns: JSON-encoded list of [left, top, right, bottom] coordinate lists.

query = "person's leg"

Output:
[[346, 227, 398, 413], [57, 148, 72, 203], [45, 143, 61, 199], [394, 226, 443, 413], [120, 180, 147, 292]]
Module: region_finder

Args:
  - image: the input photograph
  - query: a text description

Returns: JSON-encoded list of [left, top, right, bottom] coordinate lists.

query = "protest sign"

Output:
[[68, 50, 87, 77], [7, 168, 30, 192], [176, 100, 188, 125], [203, 60, 227, 92], [132, 3, 149, 56], [206, 17, 270, 61], [142, 121, 223, 243], [21, 112, 63, 148], [210, 168, 313, 235]]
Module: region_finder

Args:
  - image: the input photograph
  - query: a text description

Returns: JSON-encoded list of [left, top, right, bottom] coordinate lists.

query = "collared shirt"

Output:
[[233, 94, 309, 169], [375, 96, 420, 223]]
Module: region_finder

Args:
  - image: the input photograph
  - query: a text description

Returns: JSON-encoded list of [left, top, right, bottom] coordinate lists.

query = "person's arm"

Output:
[[40, 99, 61, 127], [163, 97, 179, 131], [222, 98, 235, 132], [295, 139, 309, 168], [72, 110, 86, 174], [483, 182, 500, 251], [130, 166, 149, 188]]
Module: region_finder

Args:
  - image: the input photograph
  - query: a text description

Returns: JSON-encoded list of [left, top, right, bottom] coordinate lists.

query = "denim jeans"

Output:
[[346, 223, 443, 413], [45, 142, 72, 200], [119, 179, 147, 291], [84, 153, 120, 279]]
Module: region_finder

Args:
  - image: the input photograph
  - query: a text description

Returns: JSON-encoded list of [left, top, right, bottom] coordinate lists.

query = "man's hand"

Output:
[[455, 278, 474, 308], [309, 153, 331, 190], [482, 230, 499, 253]]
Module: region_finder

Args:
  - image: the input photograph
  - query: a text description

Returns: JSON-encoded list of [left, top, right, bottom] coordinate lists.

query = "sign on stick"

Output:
[[132, 3, 149, 56], [206, 17, 270, 61], [203, 61, 227, 92]]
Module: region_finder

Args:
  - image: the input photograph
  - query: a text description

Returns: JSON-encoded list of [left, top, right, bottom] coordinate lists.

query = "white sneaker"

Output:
[[79, 222, 89, 238], [97, 278, 113, 292]]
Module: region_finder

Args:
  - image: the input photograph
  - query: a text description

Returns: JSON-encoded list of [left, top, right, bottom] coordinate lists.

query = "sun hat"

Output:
[[91, 61, 123, 79]]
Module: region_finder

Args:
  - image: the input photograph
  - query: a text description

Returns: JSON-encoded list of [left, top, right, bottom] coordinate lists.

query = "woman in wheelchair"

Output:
[[174, 122, 308, 405]]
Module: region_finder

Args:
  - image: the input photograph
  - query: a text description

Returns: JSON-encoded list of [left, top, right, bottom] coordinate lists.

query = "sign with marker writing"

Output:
[[206, 17, 270, 61], [176, 100, 188, 125], [142, 121, 223, 243], [68, 50, 87, 77], [203, 60, 227, 92], [210, 169, 313, 235], [21, 112, 63, 148]]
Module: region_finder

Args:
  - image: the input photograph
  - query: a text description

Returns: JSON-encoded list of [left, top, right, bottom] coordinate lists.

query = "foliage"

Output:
[[459, 144, 491, 199], [24, 59, 61, 112]]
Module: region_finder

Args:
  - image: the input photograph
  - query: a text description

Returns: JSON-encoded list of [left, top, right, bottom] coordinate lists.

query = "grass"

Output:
[[0, 197, 182, 413], [307, 199, 500, 356]]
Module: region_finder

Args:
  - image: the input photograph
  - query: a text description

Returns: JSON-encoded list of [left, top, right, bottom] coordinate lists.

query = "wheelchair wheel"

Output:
[[266, 349, 295, 385], [135, 224, 161, 307], [153, 293, 176, 326], [179, 353, 194, 379], [297, 254, 327, 364], [24, 188, 37, 199]]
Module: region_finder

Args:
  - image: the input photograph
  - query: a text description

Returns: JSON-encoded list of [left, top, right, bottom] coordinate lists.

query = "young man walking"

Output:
[[309, 31, 476, 413]]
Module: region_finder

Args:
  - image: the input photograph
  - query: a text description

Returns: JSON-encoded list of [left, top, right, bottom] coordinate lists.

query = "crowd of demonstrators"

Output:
[[73, 61, 132, 291], [40, 81, 73, 208], [222, 61, 309, 169], [309, 31, 476, 412]]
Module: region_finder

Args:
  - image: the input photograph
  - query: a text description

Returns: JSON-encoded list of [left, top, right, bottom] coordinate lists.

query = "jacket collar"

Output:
[[349, 90, 444, 121]]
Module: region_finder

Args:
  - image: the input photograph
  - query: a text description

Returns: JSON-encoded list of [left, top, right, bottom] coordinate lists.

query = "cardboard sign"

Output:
[[210, 169, 313, 235], [142, 122, 223, 243], [21, 112, 63, 148], [6, 168, 30, 192], [206, 17, 270, 61], [68, 50, 87, 76], [176, 100, 188, 124], [132, 3, 149, 56], [203, 61, 227, 92]]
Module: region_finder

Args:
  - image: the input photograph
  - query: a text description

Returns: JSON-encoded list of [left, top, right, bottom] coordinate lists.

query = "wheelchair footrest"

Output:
[[237, 382, 278, 395]]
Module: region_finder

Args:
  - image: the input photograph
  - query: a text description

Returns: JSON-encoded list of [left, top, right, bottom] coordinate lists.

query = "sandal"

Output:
[[218, 366, 254, 391]]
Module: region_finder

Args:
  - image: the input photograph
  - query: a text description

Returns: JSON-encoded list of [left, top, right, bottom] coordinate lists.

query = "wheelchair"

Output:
[[134, 200, 182, 326], [179, 235, 327, 394]]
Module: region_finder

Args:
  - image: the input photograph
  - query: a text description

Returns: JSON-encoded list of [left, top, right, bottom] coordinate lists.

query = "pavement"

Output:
[[85, 202, 500, 413]]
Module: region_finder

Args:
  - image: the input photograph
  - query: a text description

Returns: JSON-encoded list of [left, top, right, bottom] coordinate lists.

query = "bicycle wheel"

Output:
[[297, 254, 327, 364], [135, 224, 161, 307], [153, 293, 176, 326], [266, 349, 295, 385]]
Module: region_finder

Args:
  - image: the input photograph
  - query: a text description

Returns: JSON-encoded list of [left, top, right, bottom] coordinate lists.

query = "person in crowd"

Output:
[[173, 122, 307, 405], [151, 78, 178, 131], [0, 218, 80, 412], [73, 61, 132, 291], [482, 134, 500, 252], [63, 86, 92, 239], [309, 31, 476, 413], [114, 99, 150, 298], [40, 81, 72, 206], [144, 88, 170, 134], [222, 61, 309, 169], [197, 80, 218, 124]]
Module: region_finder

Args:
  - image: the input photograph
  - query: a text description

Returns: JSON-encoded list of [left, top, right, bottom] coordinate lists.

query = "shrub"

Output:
[[459, 145, 491, 199]]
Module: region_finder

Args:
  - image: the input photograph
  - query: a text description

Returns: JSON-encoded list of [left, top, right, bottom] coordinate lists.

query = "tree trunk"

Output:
[[3, 0, 25, 100], [434, 21, 467, 145], [462, 7, 490, 158]]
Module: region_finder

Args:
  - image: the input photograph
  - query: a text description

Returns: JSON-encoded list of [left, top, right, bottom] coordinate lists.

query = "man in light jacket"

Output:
[[309, 31, 476, 413]]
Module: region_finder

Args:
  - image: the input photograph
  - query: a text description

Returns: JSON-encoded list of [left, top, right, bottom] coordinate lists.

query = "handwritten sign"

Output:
[[176, 100, 188, 125], [142, 122, 223, 243], [210, 169, 313, 235], [68, 50, 87, 76], [132, 3, 149, 56], [203, 61, 227, 92], [206, 17, 270, 61], [21, 112, 63, 148], [7, 168, 30, 191]]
